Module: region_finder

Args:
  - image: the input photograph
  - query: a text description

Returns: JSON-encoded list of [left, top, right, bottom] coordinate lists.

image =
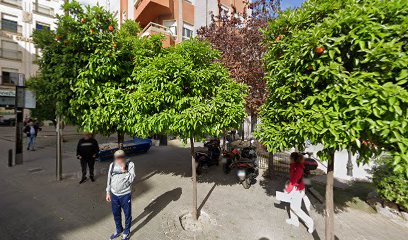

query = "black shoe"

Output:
[[90, 176, 95, 182], [79, 177, 87, 184]]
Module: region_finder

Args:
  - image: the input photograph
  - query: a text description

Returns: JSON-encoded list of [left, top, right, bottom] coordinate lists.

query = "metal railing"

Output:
[[0, 0, 22, 7], [0, 48, 22, 61], [34, 2, 54, 16], [0, 20, 22, 34]]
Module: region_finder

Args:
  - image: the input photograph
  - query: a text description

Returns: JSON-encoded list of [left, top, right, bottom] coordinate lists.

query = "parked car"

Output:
[[0, 118, 15, 126]]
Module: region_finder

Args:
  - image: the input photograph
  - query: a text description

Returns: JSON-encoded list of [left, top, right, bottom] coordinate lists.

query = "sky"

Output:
[[281, 0, 305, 10]]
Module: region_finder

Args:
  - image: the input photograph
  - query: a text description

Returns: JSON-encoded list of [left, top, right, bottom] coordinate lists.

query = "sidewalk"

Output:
[[0, 126, 407, 240]]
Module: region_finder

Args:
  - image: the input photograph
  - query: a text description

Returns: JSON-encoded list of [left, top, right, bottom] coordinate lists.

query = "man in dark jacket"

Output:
[[23, 120, 41, 151], [76, 133, 99, 184]]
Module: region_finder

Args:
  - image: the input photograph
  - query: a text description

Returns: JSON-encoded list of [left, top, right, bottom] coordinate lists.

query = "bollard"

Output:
[[8, 149, 13, 167]]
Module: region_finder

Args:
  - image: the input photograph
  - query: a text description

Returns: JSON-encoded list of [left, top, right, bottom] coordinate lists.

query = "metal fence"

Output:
[[257, 151, 291, 176]]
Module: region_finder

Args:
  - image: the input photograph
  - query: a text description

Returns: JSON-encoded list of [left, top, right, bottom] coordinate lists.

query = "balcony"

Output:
[[134, 0, 173, 27], [1, 20, 22, 35], [140, 22, 175, 47], [0, 0, 22, 8], [0, 48, 22, 61], [34, 2, 55, 17]]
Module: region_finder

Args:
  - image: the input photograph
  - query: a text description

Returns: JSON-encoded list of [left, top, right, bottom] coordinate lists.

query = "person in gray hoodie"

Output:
[[106, 150, 135, 240]]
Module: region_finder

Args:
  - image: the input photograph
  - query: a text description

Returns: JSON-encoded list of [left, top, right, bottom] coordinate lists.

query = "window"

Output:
[[34, 2, 54, 16], [182, 23, 194, 40], [0, 0, 22, 8], [1, 68, 19, 85], [0, 41, 21, 61], [163, 20, 177, 36], [1, 14, 20, 33], [35, 22, 50, 31]]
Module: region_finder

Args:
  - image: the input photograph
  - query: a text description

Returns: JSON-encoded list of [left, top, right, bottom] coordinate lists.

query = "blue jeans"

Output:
[[27, 135, 36, 150], [111, 193, 132, 235]]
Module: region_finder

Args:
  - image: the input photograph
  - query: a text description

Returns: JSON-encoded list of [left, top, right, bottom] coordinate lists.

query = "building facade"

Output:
[[118, 0, 248, 47], [0, 0, 63, 120]]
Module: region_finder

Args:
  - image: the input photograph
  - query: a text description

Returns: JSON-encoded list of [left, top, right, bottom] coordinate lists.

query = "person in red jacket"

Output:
[[285, 152, 314, 234]]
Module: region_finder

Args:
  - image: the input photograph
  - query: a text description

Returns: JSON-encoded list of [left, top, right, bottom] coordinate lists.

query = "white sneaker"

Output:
[[285, 219, 300, 227]]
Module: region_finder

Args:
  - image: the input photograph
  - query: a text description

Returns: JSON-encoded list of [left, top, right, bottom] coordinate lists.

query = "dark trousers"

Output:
[[80, 158, 95, 178], [111, 193, 132, 235]]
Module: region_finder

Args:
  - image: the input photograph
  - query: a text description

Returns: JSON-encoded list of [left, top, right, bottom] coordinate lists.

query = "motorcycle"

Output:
[[195, 138, 221, 175], [223, 139, 259, 189], [301, 152, 319, 186]]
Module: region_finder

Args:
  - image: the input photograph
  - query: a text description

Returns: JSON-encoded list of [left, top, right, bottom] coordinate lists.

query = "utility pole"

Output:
[[15, 79, 25, 165]]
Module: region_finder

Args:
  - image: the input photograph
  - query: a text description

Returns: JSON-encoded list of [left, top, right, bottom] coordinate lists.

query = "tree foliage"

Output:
[[69, 18, 163, 136], [31, 1, 119, 122], [256, 0, 408, 175], [197, 0, 281, 114], [31, 1, 163, 136], [373, 156, 408, 210], [26, 75, 56, 123], [126, 39, 247, 139]]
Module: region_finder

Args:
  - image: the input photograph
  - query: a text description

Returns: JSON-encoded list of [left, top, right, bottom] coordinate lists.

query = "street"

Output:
[[0, 126, 407, 240]]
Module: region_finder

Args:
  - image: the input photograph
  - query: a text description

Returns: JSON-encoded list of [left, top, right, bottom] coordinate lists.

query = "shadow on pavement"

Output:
[[130, 187, 182, 236], [198, 183, 216, 216]]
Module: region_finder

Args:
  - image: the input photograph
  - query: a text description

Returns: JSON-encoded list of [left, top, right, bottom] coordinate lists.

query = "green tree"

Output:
[[26, 75, 57, 125], [31, 1, 162, 144], [256, 0, 408, 238], [69, 18, 163, 144], [127, 39, 247, 219], [31, 1, 117, 123]]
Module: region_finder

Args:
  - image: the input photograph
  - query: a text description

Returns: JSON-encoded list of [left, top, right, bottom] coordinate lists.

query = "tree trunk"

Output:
[[222, 131, 226, 151], [159, 134, 168, 146], [325, 152, 335, 240], [117, 132, 124, 149], [190, 135, 198, 220], [346, 149, 353, 177], [241, 122, 245, 140]]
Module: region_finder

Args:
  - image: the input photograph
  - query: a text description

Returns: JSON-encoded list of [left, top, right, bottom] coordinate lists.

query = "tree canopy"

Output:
[[256, 0, 407, 238], [31, 1, 163, 136], [198, 0, 281, 114], [126, 39, 247, 139], [31, 1, 119, 122], [257, 0, 408, 173]]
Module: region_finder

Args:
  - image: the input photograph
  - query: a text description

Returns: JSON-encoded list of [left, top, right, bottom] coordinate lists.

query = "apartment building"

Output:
[[118, 0, 248, 47], [0, 0, 63, 118]]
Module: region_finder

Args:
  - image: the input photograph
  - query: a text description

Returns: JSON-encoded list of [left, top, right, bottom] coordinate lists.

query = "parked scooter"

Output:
[[301, 152, 319, 186], [223, 139, 259, 189], [195, 138, 221, 175]]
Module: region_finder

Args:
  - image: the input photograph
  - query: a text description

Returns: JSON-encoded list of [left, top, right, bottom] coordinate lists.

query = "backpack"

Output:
[[110, 160, 130, 176]]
